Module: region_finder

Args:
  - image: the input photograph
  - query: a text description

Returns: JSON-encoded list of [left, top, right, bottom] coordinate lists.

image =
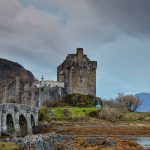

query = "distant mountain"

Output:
[[135, 93, 150, 112], [0, 58, 35, 101]]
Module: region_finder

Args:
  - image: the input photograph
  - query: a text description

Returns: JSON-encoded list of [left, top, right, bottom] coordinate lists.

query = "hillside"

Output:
[[0, 58, 35, 100], [135, 92, 150, 112]]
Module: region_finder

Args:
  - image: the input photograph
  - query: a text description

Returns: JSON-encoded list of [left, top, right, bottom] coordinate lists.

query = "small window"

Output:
[[80, 76, 83, 83]]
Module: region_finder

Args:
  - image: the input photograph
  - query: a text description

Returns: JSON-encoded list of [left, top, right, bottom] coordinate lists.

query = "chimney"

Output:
[[76, 48, 83, 62]]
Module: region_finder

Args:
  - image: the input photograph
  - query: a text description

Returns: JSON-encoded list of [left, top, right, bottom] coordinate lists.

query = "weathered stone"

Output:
[[0, 58, 35, 103], [57, 48, 97, 96], [13, 133, 73, 150], [0, 103, 38, 137], [2, 77, 64, 108]]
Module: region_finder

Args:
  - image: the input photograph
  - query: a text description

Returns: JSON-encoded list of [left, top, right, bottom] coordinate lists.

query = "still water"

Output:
[[123, 136, 150, 148], [135, 137, 150, 149]]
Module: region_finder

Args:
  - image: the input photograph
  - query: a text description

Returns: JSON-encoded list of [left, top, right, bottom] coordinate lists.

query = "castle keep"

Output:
[[57, 48, 97, 96]]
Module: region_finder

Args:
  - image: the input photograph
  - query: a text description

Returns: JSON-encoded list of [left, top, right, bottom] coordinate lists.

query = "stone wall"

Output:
[[2, 78, 64, 108], [57, 48, 97, 96], [22, 80, 64, 107], [2, 77, 24, 104]]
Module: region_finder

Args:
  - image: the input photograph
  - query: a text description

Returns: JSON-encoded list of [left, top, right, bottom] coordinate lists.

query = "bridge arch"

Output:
[[31, 114, 35, 133], [6, 114, 15, 134], [0, 103, 38, 136], [19, 114, 28, 137]]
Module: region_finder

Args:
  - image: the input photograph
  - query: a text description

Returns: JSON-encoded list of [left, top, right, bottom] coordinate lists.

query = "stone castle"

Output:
[[1, 48, 97, 108], [57, 48, 97, 96]]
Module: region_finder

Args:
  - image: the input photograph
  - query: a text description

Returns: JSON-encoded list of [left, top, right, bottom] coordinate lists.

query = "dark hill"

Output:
[[135, 92, 150, 112], [0, 58, 35, 100]]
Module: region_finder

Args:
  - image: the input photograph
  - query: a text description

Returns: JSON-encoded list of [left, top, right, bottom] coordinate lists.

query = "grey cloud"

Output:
[[1, 0, 150, 97], [87, 0, 150, 37], [0, 0, 71, 75]]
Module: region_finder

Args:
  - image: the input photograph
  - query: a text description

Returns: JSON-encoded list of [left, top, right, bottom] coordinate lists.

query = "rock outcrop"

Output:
[[13, 133, 73, 150], [0, 58, 35, 102]]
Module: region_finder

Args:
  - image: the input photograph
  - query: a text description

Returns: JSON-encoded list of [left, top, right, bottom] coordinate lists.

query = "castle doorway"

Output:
[[6, 114, 15, 134], [19, 114, 27, 137]]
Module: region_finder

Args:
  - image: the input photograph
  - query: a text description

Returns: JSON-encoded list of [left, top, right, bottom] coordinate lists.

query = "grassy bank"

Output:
[[39, 104, 150, 124], [51, 107, 97, 117], [39, 106, 99, 122]]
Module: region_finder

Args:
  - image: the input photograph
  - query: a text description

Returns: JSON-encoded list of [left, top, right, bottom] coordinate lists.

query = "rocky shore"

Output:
[[0, 121, 150, 150], [11, 132, 148, 150], [12, 133, 72, 150]]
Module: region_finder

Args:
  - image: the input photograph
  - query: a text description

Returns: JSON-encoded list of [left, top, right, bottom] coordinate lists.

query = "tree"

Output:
[[116, 93, 141, 112]]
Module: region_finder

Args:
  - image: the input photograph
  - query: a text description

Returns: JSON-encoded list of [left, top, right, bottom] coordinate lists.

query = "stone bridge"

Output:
[[0, 103, 38, 137]]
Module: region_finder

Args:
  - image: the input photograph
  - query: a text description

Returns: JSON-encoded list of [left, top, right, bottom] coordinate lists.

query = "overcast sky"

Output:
[[0, 0, 150, 98]]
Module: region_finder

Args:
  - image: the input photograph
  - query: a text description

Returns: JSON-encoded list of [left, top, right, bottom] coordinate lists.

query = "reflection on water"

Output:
[[135, 137, 150, 148]]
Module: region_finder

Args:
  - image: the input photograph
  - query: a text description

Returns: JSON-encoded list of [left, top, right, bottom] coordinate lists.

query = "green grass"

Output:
[[51, 106, 97, 118]]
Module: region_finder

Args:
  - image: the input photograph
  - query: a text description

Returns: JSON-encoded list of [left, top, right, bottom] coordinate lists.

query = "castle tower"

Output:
[[57, 48, 97, 96]]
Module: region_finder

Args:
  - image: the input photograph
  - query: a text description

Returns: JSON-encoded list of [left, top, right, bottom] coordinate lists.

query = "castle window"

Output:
[[80, 76, 83, 83]]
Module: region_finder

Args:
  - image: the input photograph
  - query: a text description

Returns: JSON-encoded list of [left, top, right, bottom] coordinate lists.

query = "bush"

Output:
[[88, 110, 100, 118], [62, 93, 96, 106], [42, 100, 67, 108], [98, 106, 123, 122], [39, 106, 48, 121], [102, 99, 119, 108], [116, 93, 141, 112]]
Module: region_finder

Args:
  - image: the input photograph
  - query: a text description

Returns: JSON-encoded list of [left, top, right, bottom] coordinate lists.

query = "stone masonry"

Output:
[[57, 48, 97, 96], [2, 76, 64, 108], [0, 103, 38, 136]]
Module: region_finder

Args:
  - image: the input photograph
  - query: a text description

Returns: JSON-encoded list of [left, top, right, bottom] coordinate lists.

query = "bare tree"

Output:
[[116, 93, 141, 112]]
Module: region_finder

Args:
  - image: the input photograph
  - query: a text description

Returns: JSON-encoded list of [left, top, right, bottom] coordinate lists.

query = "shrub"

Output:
[[88, 110, 100, 118], [102, 99, 119, 108], [116, 93, 141, 112], [62, 93, 96, 106], [98, 106, 123, 122], [42, 100, 66, 108], [39, 106, 48, 121]]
